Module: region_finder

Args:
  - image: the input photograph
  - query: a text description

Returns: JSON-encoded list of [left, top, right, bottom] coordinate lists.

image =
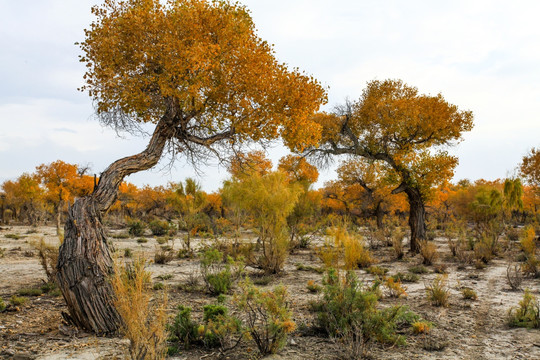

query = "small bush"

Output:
[[128, 220, 146, 236], [201, 304, 244, 353], [0, 298, 6, 312], [365, 266, 389, 277], [420, 241, 438, 265], [505, 226, 520, 242], [392, 228, 405, 260], [235, 278, 295, 355], [474, 237, 496, 264], [154, 249, 174, 264], [149, 220, 170, 236], [306, 280, 321, 293], [295, 263, 325, 274], [34, 238, 59, 284], [316, 269, 418, 350], [425, 275, 450, 307], [200, 248, 244, 295], [409, 265, 429, 274], [111, 257, 167, 360], [343, 234, 374, 269], [383, 277, 407, 298], [153, 282, 164, 290], [391, 272, 419, 283], [169, 305, 199, 347], [412, 321, 431, 334], [507, 289, 539, 329], [506, 264, 523, 291], [137, 238, 148, 244], [10, 295, 27, 306], [18, 288, 43, 297], [124, 248, 133, 258], [461, 287, 477, 300], [520, 226, 536, 256]]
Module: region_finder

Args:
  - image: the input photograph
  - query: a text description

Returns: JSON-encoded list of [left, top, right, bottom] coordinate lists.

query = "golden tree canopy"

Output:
[[80, 0, 327, 152]]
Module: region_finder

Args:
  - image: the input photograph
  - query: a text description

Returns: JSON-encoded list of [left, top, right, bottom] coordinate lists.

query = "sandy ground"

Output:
[[1, 225, 539, 360]]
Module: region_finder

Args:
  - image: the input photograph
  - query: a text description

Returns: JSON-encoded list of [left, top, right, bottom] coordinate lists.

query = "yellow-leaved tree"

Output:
[[304, 79, 473, 252], [57, 0, 326, 334]]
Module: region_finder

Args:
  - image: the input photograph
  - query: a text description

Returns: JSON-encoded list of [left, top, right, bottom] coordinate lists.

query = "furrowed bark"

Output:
[[57, 110, 178, 334]]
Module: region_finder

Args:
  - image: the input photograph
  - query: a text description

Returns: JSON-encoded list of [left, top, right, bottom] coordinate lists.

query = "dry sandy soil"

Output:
[[0, 225, 539, 360]]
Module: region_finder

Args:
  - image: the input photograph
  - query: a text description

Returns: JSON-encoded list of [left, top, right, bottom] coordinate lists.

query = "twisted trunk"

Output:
[[404, 187, 426, 253], [56, 112, 178, 334]]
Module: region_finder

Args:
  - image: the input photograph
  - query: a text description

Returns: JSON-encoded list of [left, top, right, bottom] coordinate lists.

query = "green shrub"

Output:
[[315, 269, 418, 350], [0, 298, 5, 312], [200, 248, 244, 295], [17, 288, 43, 296], [128, 220, 146, 236], [169, 305, 199, 347], [365, 266, 389, 276], [153, 282, 165, 290], [507, 289, 539, 329], [149, 220, 170, 236], [409, 265, 429, 274], [124, 248, 133, 258], [235, 278, 295, 355], [136, 238, 148, 244], [154, 249, 174, 264], [10, 295, 27, 306], [391, 272, 419, 283]]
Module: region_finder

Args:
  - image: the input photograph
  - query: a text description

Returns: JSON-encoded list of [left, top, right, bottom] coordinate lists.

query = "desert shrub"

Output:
[[306, 280, 321, 293], [33, 238, 60, 284], [391, 272, 419, 283], [200, 304, 244, 354], [365, 266, 389, 276], [383, 277, 407, 298], [318, 226, 374, 270], [223, 171, 301, 274], [169, 305, 199, 348], [392, 228, 405, 260], [148, 220, 170, 236], [235, 278, 295, 355], [506, 226, 520, 242], [425, 275, 450, 307], [461, 287, 477, 300], [153, 282, 164, 290], [111, 257, 167, 360], [0, 298, 5, 312], [412, 321, 431, 334], [10, 295, 27, 306], [520, 226, 536, 255], [433, 264, 448, 274], [18, 288, 43, 297], [154, 249, 174, 265], [474, 237, 495, 264], [295, 263, 325, 274], [200, 248, 244, 295], [137, 238, 148, 244], [157, 274, 173, 281], [128, 220, 146, 236], [156, 237, 167, 245], [506, 264, 523, 291], [419, 241, 438, 265], [409, 265, 429, 274], [315, 269, 418, 351], [507, 289, 540, 329]]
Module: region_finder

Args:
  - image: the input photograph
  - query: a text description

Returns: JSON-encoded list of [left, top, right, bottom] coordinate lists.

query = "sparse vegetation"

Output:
[[507, 289, 540, 329], [425, 275, 450, 307]]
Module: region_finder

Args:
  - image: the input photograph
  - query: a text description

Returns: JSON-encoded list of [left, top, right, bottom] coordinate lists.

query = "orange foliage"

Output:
[[80, 0, 326, 151], [229, 150, 272, 178], [277, 155, 319, 185]]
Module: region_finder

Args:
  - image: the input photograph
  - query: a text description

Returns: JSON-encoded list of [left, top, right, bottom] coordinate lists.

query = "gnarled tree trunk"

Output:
[[56, 111, 178, 334], [404, 187, 426, 253]]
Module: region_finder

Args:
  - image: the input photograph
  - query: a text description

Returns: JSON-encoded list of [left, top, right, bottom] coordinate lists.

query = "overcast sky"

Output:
[[1, 0, 539, 191]]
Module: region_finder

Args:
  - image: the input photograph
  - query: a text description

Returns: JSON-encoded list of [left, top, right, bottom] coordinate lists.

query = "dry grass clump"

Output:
[[425, 275, 450, 307], [506, 263, 523, 291], [33, 238, 60, 284], [419, 241, 438, 266], [111, 257, 168, 360]]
